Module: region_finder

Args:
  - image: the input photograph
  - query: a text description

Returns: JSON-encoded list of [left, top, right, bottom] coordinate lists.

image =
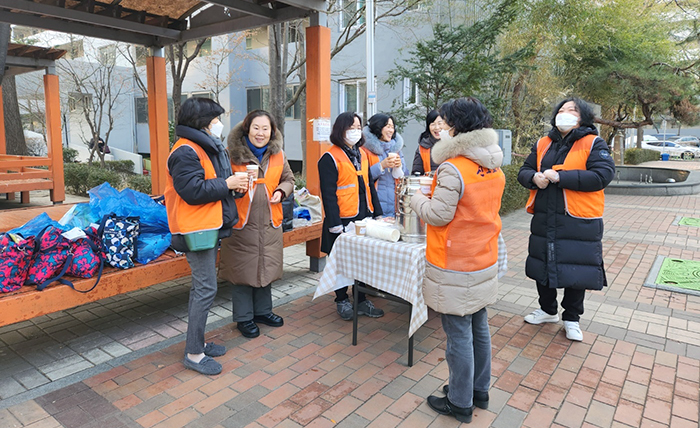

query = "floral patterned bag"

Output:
[[0, 233, 38, 293], [27, 226, 73, 290]]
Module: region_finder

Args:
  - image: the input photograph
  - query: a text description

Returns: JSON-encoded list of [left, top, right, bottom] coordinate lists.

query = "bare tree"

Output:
[[2, 23, 28, 155], [193, 33, 249, 106], [58, 41, 129, 166], [167, 39, 207, 120]]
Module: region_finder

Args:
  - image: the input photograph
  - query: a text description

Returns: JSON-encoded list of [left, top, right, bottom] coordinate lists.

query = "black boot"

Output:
[[427, 395, 473, 423], [442, 385, 489, 409]]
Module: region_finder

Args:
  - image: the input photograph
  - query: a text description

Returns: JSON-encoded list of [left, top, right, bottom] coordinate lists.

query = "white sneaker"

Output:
[[563, 321, 583, 342], [524, 309, 560, 325]]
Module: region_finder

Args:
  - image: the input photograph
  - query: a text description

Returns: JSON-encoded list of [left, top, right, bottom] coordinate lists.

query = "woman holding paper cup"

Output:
[[412, 109, 443, 175], [318, 112, 385, 321], [164, 97, 248, 375], [219, 110, 295, 339], [410, 97, 505, 423], [361, 113, 409, 216]]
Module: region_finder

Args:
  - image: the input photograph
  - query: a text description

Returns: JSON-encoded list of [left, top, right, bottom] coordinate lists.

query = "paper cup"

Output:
[[246, 164, 259, 176], [419, 177, 433, 195], [235, 172, 248, 178], [354, 221, 367, 236]]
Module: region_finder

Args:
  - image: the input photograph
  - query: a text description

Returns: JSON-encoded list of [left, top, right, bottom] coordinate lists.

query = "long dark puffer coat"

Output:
[[517, 125, 615, 290]]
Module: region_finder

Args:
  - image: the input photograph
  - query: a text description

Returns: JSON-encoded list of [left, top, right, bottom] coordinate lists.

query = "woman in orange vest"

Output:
[[219, 110, 295, 339], [318, 112, 385, 321], [165, 98, 249, 375], [410, 97, 506, 423], [518, 98, 615, 342], [411, 109, 443, 175]]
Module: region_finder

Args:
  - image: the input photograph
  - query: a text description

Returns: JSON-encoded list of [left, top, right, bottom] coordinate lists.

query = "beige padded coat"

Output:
[[410, 128, 504, 316], [218, 122, 295, 288]]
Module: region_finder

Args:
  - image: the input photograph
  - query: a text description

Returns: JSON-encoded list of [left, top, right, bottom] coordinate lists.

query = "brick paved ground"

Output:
[[1, 191, 700, 427]]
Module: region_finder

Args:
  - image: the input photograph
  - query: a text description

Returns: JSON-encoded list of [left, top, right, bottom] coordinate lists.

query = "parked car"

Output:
[[642, 141, 699, 159], [652, 133, 680, 141], [675, 136, 700, 147]]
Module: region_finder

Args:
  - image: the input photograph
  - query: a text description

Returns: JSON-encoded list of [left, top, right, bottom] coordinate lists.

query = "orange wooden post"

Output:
[[0, 85, 11, 200], [146, 50, 169, 195], [305, 21, 332, 271], [44, 73, 65, 204]]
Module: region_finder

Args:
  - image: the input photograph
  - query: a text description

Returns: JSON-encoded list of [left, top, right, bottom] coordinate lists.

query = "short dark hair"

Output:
[[419, 109, 441, 141], [550, 98, 595, 128], [177, 97, 224, 130], [330, 112, 364, 148], [367, 113, 396, 141], [242, 110, 278, 141], [439, 97, 492, 135]]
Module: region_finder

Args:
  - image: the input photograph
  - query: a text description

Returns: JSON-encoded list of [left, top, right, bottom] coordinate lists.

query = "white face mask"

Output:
[[555, 113, 579, 133], [345, 129, 362, 146], [210, 120, 225, 139], [438, 129, 451, 141]]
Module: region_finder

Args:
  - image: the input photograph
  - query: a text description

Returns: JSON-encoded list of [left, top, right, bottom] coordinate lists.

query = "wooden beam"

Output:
[[0, 87, 5, 156], [44, 73, 65, 203], [146, 54, 169, 195], [304, 25, 331, 263]]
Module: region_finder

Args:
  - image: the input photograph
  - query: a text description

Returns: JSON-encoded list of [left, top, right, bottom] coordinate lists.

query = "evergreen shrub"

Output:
[[624, 148, 660, 165]]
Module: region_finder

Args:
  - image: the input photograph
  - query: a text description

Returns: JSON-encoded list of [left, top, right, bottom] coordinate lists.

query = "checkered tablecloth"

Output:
[[315, 232, 428, 337]]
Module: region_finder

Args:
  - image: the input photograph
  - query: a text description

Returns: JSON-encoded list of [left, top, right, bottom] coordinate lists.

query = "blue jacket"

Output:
[[361, 126, 409, 216]]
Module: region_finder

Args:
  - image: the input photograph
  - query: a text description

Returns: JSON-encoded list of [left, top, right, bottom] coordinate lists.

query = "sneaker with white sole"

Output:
[[563, 321, 583, 341], [336, 299, 353, 321], [524, 309, 559, 325]]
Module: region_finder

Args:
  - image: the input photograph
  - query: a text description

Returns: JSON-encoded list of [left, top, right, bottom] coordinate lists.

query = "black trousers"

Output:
[[537, 282, 585, 322], [334, 280, 367, 303]]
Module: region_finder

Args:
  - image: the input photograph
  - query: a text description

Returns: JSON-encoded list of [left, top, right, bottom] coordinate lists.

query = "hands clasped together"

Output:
[[532, 169, 560, 189]]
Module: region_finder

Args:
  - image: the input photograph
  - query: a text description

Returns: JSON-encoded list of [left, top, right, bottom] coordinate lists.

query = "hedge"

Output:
[[64, 163, 122, 196], [624, 148, 659, 165]]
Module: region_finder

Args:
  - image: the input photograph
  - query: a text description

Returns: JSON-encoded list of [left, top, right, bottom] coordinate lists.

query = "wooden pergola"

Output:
[[0, 0, 330, 262]]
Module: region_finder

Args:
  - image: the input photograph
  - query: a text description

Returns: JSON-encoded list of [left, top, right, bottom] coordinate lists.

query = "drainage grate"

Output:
[[655, 258, 700, 292], [678, 217, 700, 227]]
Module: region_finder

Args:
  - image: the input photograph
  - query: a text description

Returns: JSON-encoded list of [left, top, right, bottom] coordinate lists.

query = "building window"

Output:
[[54, 39, 84, 60], [99, 44, 116, 65], [403, 78, 419, 106], [246, 86, 302, 120], [68, 92, 92, 112], [136, 97, 148, 123], [341, 0, 365, 29], [340, 79, 367, 121], [191, 92, 213, 99], [185, 38, 212, 57]]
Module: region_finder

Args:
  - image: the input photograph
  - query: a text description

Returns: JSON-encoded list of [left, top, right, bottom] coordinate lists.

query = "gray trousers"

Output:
[[441, 307, 492, 408], [231, 283, 272, 322], [184, 247, 219, 355]]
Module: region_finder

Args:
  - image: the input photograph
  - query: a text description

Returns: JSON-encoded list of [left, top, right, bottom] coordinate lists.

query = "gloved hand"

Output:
[[532, 172, 550, 189], [543, 169, 560, 183]]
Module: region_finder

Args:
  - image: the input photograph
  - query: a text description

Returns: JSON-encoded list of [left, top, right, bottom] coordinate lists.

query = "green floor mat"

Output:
[[655, 258, 700, 292], [678, 217, 700, 227]]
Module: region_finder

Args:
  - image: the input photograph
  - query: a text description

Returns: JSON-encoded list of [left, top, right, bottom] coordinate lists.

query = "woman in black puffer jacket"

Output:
[[518, 98, 615, 343]]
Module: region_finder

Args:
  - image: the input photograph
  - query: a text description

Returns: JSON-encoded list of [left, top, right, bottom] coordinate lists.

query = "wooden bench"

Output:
[[0, 154, 65, 204], [0, 205, 322, 327]]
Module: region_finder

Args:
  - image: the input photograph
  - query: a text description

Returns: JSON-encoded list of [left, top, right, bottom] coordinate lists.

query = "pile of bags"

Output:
[[0, 183, 171, 293]]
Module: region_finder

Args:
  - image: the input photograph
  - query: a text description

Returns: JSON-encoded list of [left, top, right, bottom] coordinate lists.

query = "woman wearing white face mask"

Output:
[[517, 98, 615, 342], [318, 112, 385, 321]]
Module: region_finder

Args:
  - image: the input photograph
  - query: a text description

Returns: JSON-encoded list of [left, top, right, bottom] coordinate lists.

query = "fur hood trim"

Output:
[[431, 128, 503, 169], [227, 120, 284, 164], [362, 126, 404, 155]]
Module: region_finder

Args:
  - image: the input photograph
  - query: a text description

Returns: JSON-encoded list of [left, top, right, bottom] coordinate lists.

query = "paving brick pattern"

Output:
[[1, 192, 700, 427]]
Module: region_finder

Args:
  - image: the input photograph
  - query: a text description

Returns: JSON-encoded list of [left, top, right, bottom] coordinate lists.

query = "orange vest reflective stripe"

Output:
[[426, 156, 504, 272], [164, 138, 223, 234], [419, 146, 431, 173], [525, 134, 604, 219], [328, 145, 375, 218], [232, 151, 285, 229]]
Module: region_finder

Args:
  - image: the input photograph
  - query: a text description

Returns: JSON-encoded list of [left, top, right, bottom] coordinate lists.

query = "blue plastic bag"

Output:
[[88, 183, 171, 264], [59, 203, 99, 230], [9, 212, 69, 237], [293, 207, 311, 221]]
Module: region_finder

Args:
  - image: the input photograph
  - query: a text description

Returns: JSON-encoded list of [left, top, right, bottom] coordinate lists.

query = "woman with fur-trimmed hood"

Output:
[[410, 98, 506, 424], [219, 110, 295, 340], [361, 113, 410, 215]]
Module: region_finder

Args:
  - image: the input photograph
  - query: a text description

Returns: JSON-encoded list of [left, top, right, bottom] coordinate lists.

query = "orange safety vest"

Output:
[[328, 145, 375, 218], [419, 146, 431, 173], [426, 156, 505, 272], [525, 134, 605, 219], [164, 138, 223, 234], [232, 151, 285, 229]]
